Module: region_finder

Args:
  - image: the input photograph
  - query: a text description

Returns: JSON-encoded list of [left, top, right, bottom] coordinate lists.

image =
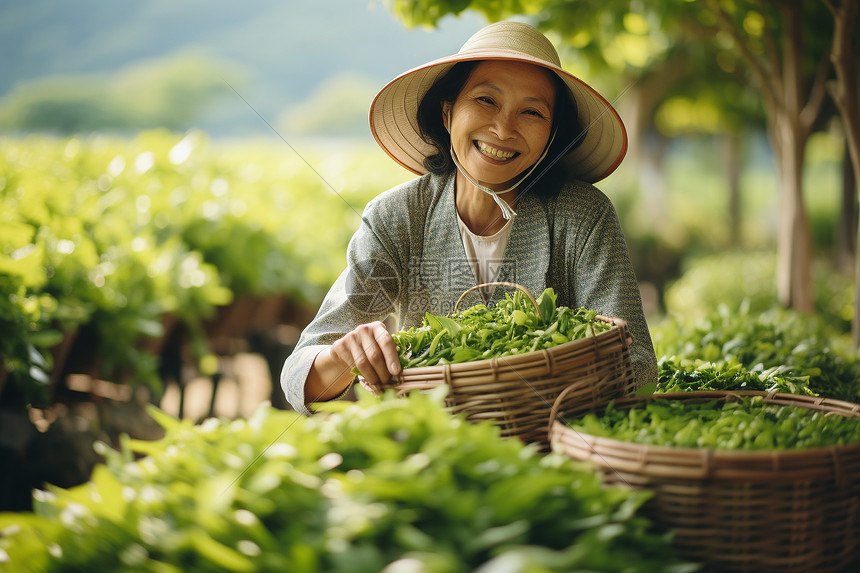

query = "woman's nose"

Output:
[[489, 111, 516, 140]]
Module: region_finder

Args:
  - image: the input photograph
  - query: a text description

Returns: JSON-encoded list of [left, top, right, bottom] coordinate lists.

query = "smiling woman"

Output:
[[280, 21, 655, 415]]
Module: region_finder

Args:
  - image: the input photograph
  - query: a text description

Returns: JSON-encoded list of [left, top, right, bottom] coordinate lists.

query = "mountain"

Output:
[[0, 0, 485, 136]]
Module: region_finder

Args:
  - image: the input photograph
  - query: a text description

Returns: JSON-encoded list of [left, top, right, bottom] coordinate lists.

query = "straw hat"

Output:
[[369, 20, 628, 183]]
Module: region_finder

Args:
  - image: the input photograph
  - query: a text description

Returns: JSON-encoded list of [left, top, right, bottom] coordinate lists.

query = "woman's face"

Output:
[[443, 60, 555, 190]]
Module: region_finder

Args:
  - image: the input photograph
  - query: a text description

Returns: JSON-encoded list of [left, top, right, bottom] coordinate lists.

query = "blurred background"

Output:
[[0, 0, 487, 138], [1, 0, 857, 509]]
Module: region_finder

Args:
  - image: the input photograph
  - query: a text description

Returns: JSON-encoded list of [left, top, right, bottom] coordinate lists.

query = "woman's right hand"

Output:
[[329, 321, 401, 394]]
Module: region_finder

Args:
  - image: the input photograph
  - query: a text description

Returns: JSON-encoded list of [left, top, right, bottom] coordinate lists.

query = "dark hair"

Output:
[[415, 61, 587, 197], [416, 61, 479, 174]]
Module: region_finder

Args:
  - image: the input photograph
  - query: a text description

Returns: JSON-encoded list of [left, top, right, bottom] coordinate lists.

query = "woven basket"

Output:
[[381, 283, 637, 447], [549, 390, 860, 572]]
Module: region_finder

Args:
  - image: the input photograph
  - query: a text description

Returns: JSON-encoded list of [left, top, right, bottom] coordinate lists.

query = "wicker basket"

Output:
[[549, 390, 860, 572], [380, 283, 637, 447]]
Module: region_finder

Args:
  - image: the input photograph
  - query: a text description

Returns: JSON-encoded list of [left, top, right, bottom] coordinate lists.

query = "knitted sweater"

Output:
[[280, 171, 657, 415]]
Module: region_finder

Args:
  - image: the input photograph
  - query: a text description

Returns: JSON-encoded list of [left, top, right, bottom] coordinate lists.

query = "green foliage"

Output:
[[0, 77, 121, 134], [570, 395, 860, 450], [386, 0, 673, 74], [653, 252, 860, 404], [0, 276, 54, 405], [0, 132, 407, 403], [663, 251, 853, 332], [652, 304, 860, 403], [0, 393, 695, 572]]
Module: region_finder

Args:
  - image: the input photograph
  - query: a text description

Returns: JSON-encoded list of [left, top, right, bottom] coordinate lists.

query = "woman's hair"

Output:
[[416, 61, 587, 196]]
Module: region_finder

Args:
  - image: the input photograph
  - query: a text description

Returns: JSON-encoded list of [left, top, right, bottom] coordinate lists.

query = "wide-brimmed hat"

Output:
[[369, 20, 628, 183]]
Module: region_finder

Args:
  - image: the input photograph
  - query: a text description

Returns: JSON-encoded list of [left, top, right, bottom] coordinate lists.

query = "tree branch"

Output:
[[799, 50, 832, 138], [826, 0, 860, 115], [757, 2, 784, 92], [706, 0, 780, 107]]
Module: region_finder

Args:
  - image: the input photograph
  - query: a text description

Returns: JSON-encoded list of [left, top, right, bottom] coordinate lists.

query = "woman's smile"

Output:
[[474, 140, 519, 161]]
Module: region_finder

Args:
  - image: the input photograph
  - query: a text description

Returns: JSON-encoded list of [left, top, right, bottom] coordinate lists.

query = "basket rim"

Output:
[[551, 389, 860, 460], [394, 314, 630, 378]]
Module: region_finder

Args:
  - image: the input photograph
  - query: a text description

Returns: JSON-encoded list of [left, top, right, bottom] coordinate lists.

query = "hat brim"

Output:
[[369, 50, 628, 183]]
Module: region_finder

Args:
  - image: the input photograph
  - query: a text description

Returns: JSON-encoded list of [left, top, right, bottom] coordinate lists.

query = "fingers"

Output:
[[374, 322, 402, 377], [330, 322, 400, 392]]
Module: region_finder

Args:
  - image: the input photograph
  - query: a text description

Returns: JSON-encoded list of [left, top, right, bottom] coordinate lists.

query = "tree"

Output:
[[701, 1, 832, 313], [822, 0, 860, 344]]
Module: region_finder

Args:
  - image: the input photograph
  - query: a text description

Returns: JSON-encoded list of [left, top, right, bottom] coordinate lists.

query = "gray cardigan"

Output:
[[281, 171, 657, 415]]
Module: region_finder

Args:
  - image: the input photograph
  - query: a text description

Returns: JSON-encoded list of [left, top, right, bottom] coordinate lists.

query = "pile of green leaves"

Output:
[[393, 288, 611, 368], [571, 395, 860, 451], [652, 303, 860, 403], [656, 357, 816, 396], [0, 392, 694, 572]]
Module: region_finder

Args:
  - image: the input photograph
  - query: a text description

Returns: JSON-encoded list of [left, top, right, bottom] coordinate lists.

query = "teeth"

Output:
[[477, 141, 516, 160]]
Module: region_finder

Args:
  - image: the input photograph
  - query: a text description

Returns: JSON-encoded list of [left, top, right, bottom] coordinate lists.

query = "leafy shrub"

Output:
[[0, 132, 408, 401], [0, 275, 55, 406], [652, 303, 860, 403], [0, 135, 232, 395], [663, 250, 853, 332], [0, 392, 694, 572]]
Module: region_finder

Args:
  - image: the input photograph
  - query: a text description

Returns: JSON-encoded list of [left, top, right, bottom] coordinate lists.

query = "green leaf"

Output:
[[536, 288, 557, 324], [426, 312, 462, 337], [188, 528, 255, 572], [466, 520, 530, 552], [143, 404, 182, 432]]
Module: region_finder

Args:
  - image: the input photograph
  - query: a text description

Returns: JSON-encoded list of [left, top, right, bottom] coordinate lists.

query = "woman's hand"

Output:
[[330, 321, 401, 394]]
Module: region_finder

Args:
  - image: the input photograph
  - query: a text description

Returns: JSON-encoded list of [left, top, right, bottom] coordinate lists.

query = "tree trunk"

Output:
[[854, 182, 860, 348], [823, 0, 860, 346], [723, 133, 742, 246], [774, 3, 815, 313], [774, 114, 815, 312], [836, 141, 856, 274]]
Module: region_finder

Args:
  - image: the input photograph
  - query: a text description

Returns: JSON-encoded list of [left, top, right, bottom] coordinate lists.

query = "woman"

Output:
[[281, 21, 656, 415]]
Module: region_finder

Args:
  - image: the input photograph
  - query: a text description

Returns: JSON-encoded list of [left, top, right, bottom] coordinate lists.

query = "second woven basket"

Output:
[[549, 390, 860, 572]]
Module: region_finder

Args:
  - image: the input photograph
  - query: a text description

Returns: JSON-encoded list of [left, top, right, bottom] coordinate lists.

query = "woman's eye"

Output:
[[524, 109, 545, 118], [476, 96, 495, 105]]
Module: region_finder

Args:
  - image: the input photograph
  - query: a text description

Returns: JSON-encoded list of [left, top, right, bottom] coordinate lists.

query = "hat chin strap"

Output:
[[448, 119, 557, 220]]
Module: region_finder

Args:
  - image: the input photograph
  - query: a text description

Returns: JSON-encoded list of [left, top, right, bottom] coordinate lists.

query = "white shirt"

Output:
[[456, 211, 515, 302]]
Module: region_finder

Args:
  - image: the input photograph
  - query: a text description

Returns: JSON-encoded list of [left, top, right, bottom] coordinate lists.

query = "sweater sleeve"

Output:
[[567, 187, 658, 388], [279, 189, 411, 415]]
